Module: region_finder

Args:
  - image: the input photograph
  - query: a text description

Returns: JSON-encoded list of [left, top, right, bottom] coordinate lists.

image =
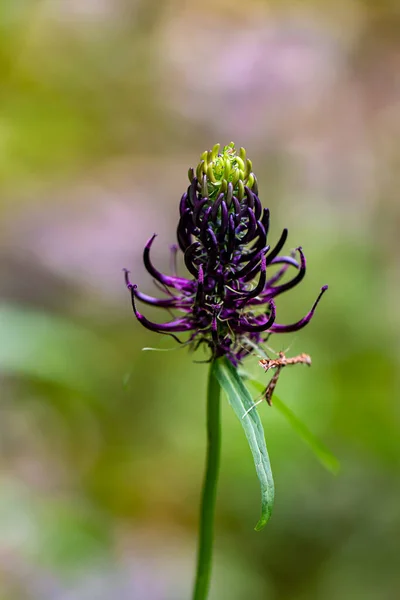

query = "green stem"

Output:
[[192, 360, 221, 600]]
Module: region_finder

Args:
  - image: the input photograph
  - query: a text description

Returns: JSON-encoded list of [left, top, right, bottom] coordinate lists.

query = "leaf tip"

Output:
[[254, 517, 269, 531]]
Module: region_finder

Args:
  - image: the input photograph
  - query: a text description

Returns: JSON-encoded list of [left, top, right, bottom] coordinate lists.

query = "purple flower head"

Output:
[[125, 143, 327, 365]]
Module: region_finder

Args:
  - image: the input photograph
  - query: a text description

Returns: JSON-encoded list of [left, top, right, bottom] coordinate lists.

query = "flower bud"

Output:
[[194, 142, 258, 203]]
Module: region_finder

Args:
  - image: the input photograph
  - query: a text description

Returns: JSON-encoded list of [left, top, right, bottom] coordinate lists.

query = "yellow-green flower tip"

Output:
[[193, 142, 258, 201]]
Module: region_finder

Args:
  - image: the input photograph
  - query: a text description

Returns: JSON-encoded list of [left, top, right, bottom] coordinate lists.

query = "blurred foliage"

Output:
[[0, 1, 400, 599]]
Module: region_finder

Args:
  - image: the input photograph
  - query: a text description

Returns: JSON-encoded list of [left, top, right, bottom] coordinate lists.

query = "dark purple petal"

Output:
[[229, 255, 267, 305], [177, 211, 193, 252], [184, 242, 202, 278], [267, 247, 306, 297], [233, 249, 265, 280], [269, 285, 328, 333], [265, 228, 288, 264], [261, 208, 270, 237], [269, 255, 300, 268], [239, 299, 276, 333], [226, 214, 237, 258], [193, 197, 209, 226], [187, 178, 198, 207], [241, 207, 257, 244], [264, 263, 292, 291], [144, 234, 194, 291], [210, 192, 224, 220], [252, 193, 262, 221], [241, 255, 267, 302], [232, 196, 241, 224], [130, 285, 194, 333], [244, 255, 300, 297], [218, 201, 228, 239], [133, 286, 189, 309], [200, 206, 212, 239], [239, 221, 267, 263], [240, 247, 271, 282], [179, 192, 189, 216], [245, 186, 254, 209]]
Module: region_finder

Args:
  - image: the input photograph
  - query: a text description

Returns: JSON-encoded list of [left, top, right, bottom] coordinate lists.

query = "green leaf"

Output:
[[214, 357, 274, 531], [248, 378, 340, 475]]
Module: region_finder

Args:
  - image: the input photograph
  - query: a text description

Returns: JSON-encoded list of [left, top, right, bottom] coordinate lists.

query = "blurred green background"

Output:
[[1, 1, 399, 599]]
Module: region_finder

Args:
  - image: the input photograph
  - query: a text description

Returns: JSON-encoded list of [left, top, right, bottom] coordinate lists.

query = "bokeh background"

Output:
[[1, 1, 400, 599]]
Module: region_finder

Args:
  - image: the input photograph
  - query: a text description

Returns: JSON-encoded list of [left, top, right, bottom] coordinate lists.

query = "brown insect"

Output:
[[243, 351, 312, 418]]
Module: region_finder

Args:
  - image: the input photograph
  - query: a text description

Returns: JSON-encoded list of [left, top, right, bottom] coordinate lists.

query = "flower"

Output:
[[124, 144, 327, 364]]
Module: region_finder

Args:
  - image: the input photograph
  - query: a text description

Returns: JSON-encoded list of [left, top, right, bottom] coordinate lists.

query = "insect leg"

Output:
[[242, 395, 266, 419], [242, 365, 283, 418], [264, 365, 283, 406]]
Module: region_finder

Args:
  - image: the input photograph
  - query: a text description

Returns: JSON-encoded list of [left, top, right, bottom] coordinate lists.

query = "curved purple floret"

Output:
[[144, 235, 194, 292], [130, 285, 194, 333], [239, 299, 276, 333], [267, 247, 306, 298], [270, 286, 328, 333]]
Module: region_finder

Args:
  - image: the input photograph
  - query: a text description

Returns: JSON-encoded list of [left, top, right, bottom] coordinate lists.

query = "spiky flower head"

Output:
[[125, 144, 327, 364], [192, 142, 257, 202]]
